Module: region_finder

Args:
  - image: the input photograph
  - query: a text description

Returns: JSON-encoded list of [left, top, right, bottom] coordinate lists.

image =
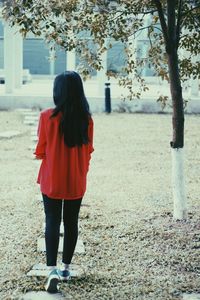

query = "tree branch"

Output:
[[153, 0, 169, 45], [136, 25, 162, 34], [134, 9, 158, 15], [180, 4, 200, 29], [181, 4, 200, 18], [127, 25, 163, 39]]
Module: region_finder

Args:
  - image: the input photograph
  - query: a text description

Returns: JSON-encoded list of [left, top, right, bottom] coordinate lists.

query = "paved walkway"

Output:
[[17, 109, 85, 299]]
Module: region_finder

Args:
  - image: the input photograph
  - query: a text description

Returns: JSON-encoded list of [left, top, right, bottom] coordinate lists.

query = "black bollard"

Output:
[[105, 82, 111, 113]]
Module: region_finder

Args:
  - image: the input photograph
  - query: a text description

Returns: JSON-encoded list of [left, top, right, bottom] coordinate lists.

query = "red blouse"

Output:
[[34, 108, 94, 200]]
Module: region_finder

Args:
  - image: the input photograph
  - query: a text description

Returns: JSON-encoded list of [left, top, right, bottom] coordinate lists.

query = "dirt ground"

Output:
[[0, 110, 199, 300]]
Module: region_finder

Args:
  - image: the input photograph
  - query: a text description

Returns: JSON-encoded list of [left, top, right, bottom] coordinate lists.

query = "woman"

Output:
[[34, 71, 94, 293]]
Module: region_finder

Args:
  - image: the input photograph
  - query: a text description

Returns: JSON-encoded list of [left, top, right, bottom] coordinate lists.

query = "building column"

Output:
[[14, 30, 23, 88], [66, 50, 76, 70], [138, 14, 151, 77], [4, 23, 15, 93], [190, 54, 200, 97], [179, 29, 199, 98], [190, 79, 199, 97], [4, 23, 23, 93], [49, 47, 55, 75]]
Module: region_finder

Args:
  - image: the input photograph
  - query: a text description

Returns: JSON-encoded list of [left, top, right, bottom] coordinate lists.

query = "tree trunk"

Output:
[[167, 48, 187, 220]]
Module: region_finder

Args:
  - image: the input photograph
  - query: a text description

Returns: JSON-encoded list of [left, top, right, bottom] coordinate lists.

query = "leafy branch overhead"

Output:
[[2, 0, 200, 100]]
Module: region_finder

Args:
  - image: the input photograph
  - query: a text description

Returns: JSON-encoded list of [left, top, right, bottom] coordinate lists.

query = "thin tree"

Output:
[[2, 0, 200, 219]]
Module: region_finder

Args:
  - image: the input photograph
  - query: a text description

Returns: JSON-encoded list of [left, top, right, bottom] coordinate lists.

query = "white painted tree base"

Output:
[[171, 147, 187, 220]]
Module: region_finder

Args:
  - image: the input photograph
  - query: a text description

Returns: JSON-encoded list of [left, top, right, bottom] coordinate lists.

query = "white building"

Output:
[[0, 4, 199, 112]]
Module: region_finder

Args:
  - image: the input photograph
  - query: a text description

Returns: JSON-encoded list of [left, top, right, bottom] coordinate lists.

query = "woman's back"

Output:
[[35, 108, 94, 199]]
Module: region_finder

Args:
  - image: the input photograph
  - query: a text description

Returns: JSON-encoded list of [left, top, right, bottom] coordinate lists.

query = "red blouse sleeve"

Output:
[[34, 112, 47, 159]]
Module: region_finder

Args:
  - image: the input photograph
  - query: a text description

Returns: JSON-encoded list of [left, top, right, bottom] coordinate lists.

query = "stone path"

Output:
[[21, 291, 68, 300], [17, 109, 85, 299], [182, 294, 200, 300], [27, 263, 84, 278], [0, 130, 23, 139]]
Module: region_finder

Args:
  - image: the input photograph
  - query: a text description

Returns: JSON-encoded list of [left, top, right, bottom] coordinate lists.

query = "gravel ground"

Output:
[[0, 110, 199, 300]]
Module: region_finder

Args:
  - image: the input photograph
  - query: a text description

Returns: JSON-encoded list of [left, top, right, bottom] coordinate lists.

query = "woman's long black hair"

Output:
[[51, 71, 91, 147]]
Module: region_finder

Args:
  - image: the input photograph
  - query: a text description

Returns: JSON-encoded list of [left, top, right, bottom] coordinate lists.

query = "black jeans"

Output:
[[42, 194, 82, 266]]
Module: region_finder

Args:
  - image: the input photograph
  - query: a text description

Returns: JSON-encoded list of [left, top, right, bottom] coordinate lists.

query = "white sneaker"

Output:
[[57, 269, 71, 281], [45, 269, 59, 293]]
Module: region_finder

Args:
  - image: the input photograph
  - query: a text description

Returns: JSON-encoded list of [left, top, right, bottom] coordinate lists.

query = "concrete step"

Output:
[[24, 115, 39, 120], [15, 108, 34, 114], [0, 130, 22, 139], [24, 116, 39, 126], [183, 294, 200, 300], [20, 291, 69, 300], [27, 263, 84, 278], [22, 112, 39, 116], [24, 120, 38, 126]]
